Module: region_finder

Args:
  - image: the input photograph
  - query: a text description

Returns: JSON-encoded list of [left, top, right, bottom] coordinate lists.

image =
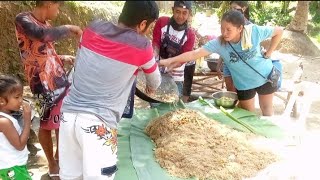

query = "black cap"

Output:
[[174, 1, 192, 10]]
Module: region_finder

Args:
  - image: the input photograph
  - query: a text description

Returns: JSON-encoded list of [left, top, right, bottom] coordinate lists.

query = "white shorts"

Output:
[[59, 112, 118, 180]]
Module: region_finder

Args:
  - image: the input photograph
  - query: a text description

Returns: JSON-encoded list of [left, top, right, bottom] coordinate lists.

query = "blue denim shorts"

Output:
[[175, 81, 183, 97]]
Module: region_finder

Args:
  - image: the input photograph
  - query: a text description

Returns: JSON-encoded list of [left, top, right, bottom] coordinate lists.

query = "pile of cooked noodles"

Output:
[[145, 109, 278, 180]]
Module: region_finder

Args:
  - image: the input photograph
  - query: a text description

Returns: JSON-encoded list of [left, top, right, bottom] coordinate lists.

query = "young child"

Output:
[[0, 74, 32, 180]]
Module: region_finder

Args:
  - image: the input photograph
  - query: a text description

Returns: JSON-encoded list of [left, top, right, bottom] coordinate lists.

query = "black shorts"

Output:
[[183, 64, 196, 96], [236, 82, 277, 101]]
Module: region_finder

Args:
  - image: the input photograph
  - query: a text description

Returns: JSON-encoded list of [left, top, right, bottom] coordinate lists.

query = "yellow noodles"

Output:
[[145, 109, 278, 180]]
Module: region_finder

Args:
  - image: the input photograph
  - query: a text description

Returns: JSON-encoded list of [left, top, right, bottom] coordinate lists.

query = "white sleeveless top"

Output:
[[0, 112, 29, 169]]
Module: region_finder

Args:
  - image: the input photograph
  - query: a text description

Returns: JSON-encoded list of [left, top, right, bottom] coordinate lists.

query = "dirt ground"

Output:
[[25, 13, 320, 180]]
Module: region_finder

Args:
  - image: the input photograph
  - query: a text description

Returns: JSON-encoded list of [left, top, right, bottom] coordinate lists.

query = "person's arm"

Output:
[[153, 45, 160, 60], [152, 17, 163, 58], [15, 13, 82, 42], [159, 47, 211, 70], [264, 27, 283, 58], [142, 60, 161, 95], [0, 102, 31, 151], [140, 46, 162, 95]]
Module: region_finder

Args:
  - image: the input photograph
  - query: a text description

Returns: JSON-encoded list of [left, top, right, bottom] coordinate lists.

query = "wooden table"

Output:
[[192, 69, 225, 94]]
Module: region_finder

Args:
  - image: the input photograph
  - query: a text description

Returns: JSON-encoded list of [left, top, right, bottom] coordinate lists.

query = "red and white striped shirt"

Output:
[[152, 16, 195, 81]]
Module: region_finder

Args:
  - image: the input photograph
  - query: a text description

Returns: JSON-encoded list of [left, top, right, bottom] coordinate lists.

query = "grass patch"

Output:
[[316, 34, 320, 44], [308, 22, 320, 43]]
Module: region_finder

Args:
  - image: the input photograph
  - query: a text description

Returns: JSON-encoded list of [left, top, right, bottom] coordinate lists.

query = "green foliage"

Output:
[[309, 1, 320, 23], [280, 1, 290, 14], [194, 1, 222, 12], [215, 1, 293, 27], [307, 22, 320, 43], [21, 1, 35, 7], [65, 1, 78, 11], [110, 1, 125, 8], [216, 1, 229, 21], [249, 2, 293, 26], [308, 23, 320, 37], [307, 1, 320, 43], [316, 34, 320, 43]]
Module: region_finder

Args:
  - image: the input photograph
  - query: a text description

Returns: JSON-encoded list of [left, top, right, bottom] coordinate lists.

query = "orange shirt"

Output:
[[15, 12, 70, 94]]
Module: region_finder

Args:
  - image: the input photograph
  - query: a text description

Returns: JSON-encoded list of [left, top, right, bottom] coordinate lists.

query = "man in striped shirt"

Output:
[[59, 1, 161, 179], [152, 1, 195, 97]]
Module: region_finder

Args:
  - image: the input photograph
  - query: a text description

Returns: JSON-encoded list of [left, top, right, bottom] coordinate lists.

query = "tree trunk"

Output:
[[286, 1, 310, 34]]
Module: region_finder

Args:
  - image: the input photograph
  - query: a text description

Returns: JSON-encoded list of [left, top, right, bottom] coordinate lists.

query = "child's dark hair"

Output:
[[118, 1, 159, 29], [219, 10, 245, 45], [36, 1, 64, 7], [230, 1, 250, 20], [0, 74, 23, 100]]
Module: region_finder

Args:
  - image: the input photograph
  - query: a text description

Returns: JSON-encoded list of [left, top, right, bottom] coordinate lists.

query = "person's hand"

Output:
[[62, 55, 75, 65], [263, 51, 272, 59], [158, 59, 171, 67], [261, 46, 272, 59], [145, 86, 156, 96], [168, 62, 183, 71], [21, 101, 31, 124], [67, 25, 83, 38], [159, 59, 183, 72]]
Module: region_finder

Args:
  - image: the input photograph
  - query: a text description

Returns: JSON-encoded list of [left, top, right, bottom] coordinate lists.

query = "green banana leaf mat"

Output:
[[114, 99, 285, 180]]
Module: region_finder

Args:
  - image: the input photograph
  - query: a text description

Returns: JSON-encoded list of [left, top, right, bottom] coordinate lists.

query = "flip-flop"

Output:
[[48, 173, 60, 180]]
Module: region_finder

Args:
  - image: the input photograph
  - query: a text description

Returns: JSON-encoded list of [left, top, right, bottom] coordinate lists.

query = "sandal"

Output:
[[48, 173, 60, 180]]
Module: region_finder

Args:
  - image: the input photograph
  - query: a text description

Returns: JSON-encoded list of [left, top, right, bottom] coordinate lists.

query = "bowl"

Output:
[[212, 91, 238, 108], [205, 58, 223, 72], [136, 70, 179, 103]]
